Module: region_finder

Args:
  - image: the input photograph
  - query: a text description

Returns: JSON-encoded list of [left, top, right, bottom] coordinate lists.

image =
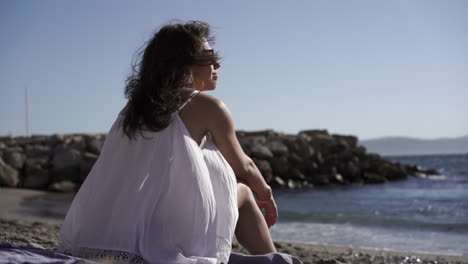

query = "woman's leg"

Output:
[[235, 183, 277, 254]]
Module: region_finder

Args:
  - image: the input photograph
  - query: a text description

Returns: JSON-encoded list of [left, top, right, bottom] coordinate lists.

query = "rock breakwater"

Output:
[[0, 130, 437, 192]]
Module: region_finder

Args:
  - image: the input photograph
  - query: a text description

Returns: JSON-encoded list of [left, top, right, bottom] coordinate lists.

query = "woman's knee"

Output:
[[237, 183, 255, 209]]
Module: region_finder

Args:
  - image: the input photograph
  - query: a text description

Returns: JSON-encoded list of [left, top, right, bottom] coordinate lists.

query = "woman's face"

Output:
[[190, 41, 221, 91]]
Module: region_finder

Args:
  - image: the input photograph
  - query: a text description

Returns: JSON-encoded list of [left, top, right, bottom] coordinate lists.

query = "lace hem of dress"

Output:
[[216, 237, 232, 264], [77, 247, 148, 264], [59, 237, 229, 264], [58, 237, 72, 255], [59, 239, 148, 264]]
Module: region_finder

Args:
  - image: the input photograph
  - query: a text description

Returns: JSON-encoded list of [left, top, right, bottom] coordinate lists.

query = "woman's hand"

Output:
[[255, 186, 278, 228]]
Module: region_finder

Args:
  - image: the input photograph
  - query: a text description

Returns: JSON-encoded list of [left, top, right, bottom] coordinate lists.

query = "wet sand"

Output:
[[1, 187, 467, 264]]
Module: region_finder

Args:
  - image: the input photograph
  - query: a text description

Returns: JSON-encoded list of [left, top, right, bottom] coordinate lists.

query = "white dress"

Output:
[[59, 90, 239, 264]]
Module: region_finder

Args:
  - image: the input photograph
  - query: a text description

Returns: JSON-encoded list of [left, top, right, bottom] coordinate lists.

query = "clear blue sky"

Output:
[[1, 0, 467, 140]]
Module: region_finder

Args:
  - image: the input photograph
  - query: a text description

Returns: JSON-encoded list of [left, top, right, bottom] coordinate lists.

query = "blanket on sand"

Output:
[[0, 242, 302, 264]]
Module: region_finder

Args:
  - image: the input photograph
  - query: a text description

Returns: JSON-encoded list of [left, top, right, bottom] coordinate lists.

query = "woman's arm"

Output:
[[199, 93, 278, 227]]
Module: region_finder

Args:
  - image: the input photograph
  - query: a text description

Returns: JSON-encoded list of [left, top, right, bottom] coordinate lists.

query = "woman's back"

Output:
[[59, 94, 239, 263], [177, 88, 225, 147]]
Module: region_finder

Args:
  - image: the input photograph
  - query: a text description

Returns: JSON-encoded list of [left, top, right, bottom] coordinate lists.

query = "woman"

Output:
[[59, 21, 301, 264]]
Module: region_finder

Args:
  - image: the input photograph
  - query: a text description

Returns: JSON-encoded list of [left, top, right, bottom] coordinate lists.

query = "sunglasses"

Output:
[[192, 49, 221, 66]]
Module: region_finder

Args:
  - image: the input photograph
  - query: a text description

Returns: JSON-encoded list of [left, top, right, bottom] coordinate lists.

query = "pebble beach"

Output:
[[2, 217, 468, 264], [1, 188, 467, 264]]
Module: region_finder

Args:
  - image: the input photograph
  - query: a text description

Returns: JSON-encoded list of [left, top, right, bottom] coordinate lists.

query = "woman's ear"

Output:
[[190, 71, 203, 90], [187, 67, 196, 87], [199, 80, 205, 90]]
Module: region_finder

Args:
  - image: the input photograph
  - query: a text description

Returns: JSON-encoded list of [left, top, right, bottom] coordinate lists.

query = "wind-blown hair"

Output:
[[121, 21, 215, 140]]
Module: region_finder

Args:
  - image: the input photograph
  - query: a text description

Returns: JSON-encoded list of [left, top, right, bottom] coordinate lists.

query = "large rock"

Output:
[[282, 136, 300, 152], [22, 157, 51, 189], [363, 172, 387, 184], [299, 129, 329, 137], [65, 136, 87, 152], [270, 156, 289, 176], [6, 146, 23, 153], [25, 145, 51, 159], [23, 170, 50, 189], [239, 135, 267, 155], [288, 168, 306, 181], [253, 159, 273, 182], [3, 150, 26, 169], [47, 134, 65, 148], [52, 144, 83, 169], [49, 180, 76, 193], [319, 165, 338, 181], [313, 151, 325, 164], [308, 173, 330, 185], [86, 136, 104, 154], [301, 130, 335, 146], [0, 142, 6, 158], [29, 136, 49, 145], [304, 160, 319, 175], [380, 163, 407, 181], [286, 179, 296, 189], [266, 141, 289, 156], [0, 158, 19, 187], [250, 144, 273, 160], [337, 161, 362, 182], [332, 134, 358, 148], [243, 130, 277, 138], [240, 135, 267, 146], [288, 153, 305, 172], [51, 167, 82, 183], [1, 137, 16, 148], [285, 134, 310, 153], [24, 158, 48, 176], [297, 144, 315, 159], [269, 176, 286, 188], [336, 149, 355, 163]]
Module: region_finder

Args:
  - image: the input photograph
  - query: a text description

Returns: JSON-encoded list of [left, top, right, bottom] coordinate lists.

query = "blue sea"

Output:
[[270, 154, 468, 256]]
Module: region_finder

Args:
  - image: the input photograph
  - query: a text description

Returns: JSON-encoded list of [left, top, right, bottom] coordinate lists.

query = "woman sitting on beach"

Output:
[[58, 21, 301, 264]]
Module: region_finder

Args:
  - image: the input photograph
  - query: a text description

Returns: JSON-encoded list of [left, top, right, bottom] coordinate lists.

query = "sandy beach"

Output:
[[1, 187, 467, 264]]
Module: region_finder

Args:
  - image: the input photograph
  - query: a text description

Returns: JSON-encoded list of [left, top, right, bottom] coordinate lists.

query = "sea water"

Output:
[[270, 154, 468, 256]]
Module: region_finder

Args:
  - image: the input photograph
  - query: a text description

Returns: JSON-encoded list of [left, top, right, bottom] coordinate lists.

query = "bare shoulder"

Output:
[[195, 92, 225, 108], [192, 92, 234, 132], [178, 90, 232, 143], [194, 92, 230, 117]]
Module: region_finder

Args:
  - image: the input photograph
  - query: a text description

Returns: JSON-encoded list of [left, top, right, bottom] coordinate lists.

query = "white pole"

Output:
[[25, 87, 30, 137]]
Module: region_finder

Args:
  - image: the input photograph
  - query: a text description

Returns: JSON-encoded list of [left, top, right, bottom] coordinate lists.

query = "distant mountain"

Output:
[[360, 135, 468, 156]]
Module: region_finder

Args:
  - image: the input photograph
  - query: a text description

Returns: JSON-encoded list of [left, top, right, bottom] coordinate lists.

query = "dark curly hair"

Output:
[[121, 21, 218, 140]]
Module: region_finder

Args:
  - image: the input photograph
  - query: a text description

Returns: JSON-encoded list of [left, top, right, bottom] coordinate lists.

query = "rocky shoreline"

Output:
[[0, 130, 438, 192]]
